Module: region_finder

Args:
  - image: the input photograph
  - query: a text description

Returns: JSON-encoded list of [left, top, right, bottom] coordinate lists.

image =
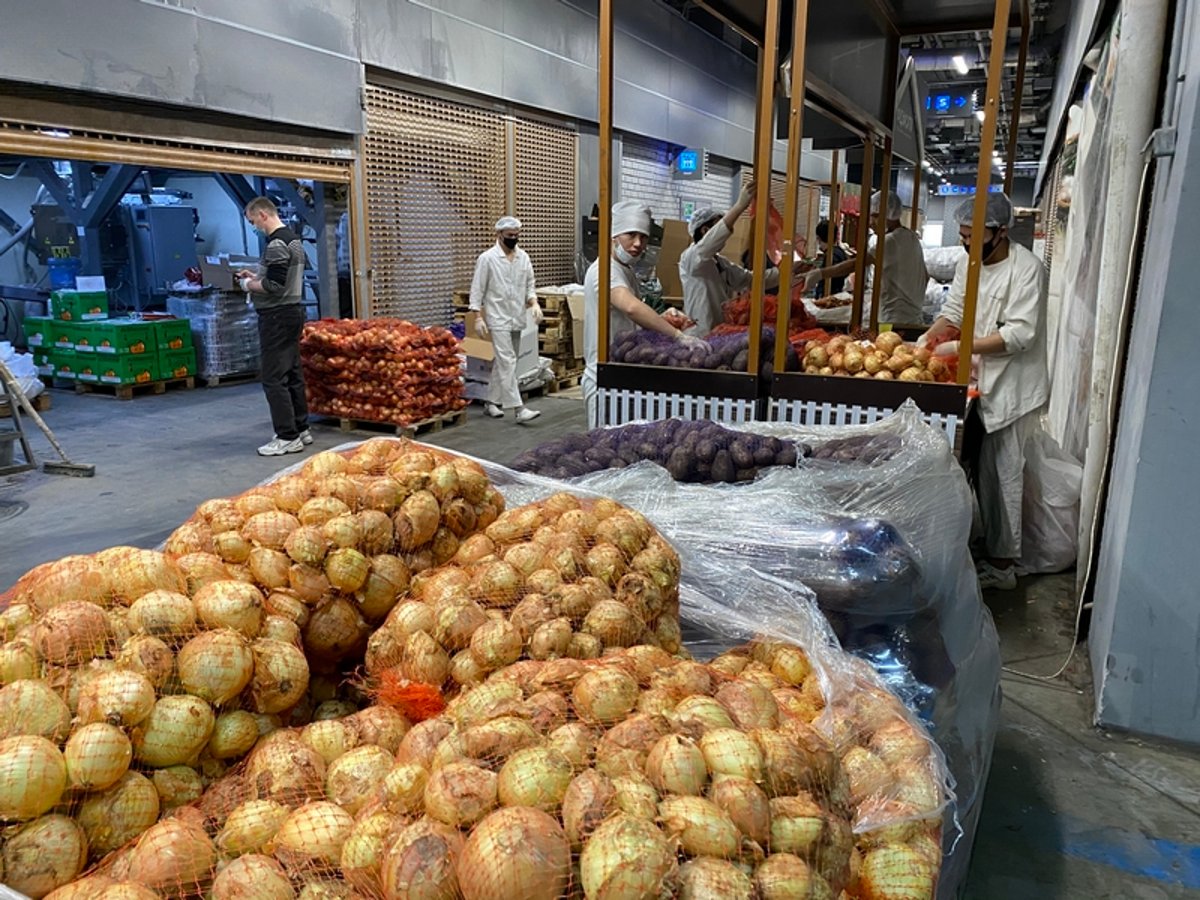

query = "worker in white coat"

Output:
[[804, 191, 927, 326], [921, 192, 1049, 590], [583, 200, 704, 427], [469, 216, 543, 424], [680, 180, 779, 335]]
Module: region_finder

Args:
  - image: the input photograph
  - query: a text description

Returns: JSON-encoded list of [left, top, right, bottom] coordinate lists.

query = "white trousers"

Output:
[[487, 329, 523, 409], [977, 410, 1039, 559], [582, 367, 598, 429]]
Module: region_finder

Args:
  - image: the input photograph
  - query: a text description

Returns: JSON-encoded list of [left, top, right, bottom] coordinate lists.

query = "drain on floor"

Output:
[[0, 500, 27, 522]]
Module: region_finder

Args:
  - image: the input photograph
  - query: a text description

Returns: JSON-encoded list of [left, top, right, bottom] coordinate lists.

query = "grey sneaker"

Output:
[[299, 429, 314, 445], [515, 407, 541, 424], [976, 561, 1017, 591], [483, 403, 504, 418], [258, 436, 304, 456]]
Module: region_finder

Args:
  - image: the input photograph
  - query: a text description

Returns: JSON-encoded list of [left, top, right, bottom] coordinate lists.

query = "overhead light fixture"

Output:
[[953, 55, 970, 75], [975, 110, 986, 122]]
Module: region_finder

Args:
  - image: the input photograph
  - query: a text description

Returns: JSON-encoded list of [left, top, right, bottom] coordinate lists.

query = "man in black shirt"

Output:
[[237, 197, 311, 456]]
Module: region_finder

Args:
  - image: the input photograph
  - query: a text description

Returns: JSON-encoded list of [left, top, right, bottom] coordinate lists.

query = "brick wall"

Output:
[[620, 136, 737, 223]]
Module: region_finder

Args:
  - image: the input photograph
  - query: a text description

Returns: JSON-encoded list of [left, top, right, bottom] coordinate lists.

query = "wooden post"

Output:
[[823, 150, 840, 298], [868, 136, 893, 333], [748, 0, 781, 377], [773, 0, 811, 375], [1005, 0, 1031, 195], [849, 139, 874, 332], [960, 0, 1012, 380], [596, 0, 614, 365]]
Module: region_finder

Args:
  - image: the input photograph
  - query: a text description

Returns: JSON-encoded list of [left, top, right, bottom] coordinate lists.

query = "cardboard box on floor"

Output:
[[461, 311, 540, 381], [199, 255, 260, 291]]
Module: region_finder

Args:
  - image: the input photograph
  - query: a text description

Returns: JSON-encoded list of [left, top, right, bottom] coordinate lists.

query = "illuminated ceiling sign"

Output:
[[937, 183, 1005, 196], [674, 148, 707, 181]]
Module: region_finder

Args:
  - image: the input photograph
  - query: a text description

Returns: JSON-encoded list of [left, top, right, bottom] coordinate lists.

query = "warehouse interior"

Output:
[[1, 0, 1198, 898]]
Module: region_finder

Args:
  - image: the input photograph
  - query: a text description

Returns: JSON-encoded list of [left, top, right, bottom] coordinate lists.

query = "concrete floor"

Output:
[[2, 382, 1199, 898]]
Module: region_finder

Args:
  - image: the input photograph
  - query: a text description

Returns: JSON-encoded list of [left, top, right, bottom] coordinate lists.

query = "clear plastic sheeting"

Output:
[[494, 402, 999, 899], [166, 291, 260, 378]]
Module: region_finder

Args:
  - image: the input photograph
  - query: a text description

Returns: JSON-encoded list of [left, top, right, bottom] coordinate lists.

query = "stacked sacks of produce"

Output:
[[719, 290, 819, 333], [510, 419, 806, 483], [800, 332, 957, 384], [52, 638, 945, 899], [362, 491, 685, 688], [300, 318, 467, 425], [608, 327, 799, 379]]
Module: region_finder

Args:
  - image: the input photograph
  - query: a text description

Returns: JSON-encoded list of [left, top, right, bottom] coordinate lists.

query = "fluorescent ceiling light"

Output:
[[975, 110, 986, 122], [953, 55, 970, 75]]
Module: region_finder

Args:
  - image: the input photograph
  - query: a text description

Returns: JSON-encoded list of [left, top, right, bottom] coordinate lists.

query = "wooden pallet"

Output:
[[0, 393, 51, 418], [314, 407, 469, 438], [74, 376, 196, 401], [201, 370, 260, 388]]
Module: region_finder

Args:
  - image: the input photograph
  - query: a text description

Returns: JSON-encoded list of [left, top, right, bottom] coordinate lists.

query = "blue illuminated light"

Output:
[[678, 150, 699, 174]]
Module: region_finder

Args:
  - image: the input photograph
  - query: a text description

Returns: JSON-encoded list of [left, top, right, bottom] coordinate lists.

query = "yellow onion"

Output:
[[3, 814, 87, 898], [0, 679, 71, 741], [699, 728, 764, 782], [285, 525, 328, 567], [341, 809, 398, 891], [0, 602, 34, 640], [581, 600, 642, 647], [235, 491, 278, 518], [651, 661, 712, 699], [306, 597, 369, 666], [302, 718, 361, 765], [755, 853, 824, 899], [435, 599, 488, 651], [612, 776, 659, 820], [249, 638, 310, 715], [113, 635, 174, 689], [214, 530, 254, 564], [843, 747, 894, 806], [467, 559, 522, 609], [22, 556, 110, 613], [216, 799, 291, 857], [678, 858, 755, 899], [562, 768, 615, 850], [348, 706, 410, 754], [857, 843, 936, 900], [453, 533, 495, 566], [75, 771, 159, 854], [424, 761, 497, 827], [165, 521, 214, 557], [242, 510, 300, 550], [638, 688, 677, 716], [380, 818, 463, 900], [211, 853, 294, 900], [209, 710, 260, 760], [870, 721, 931, 766], [450, 649, 486, 687], [247, 734, 328, 805], [449, 680, 523, 728], [249, 547, 292, 589], [395, 719, 454, 769], [361, 477, 405, 513], [64, 722, 132, 790], [526, 690, 569, 734], [261, 614, 303, 645], [461, 716, 539, 762], [469, 618, 522, 671], [299, 496, 352, 526], [709, 653, 750, 677], [659, 795, 741, 858], [326, 745, 394, 815], [892, 760, 942, 813], [400, 630, 451, 686], [265, 590, 310, 626], [33, 600, 113, 665], [767, 645, 812, 685], [710, 774, 771, 845], [77, 669, 156, 728], [548, 722, 597, 769], [497, 746, 574, 812], [269, 801, 355, 866], [768, 794, 827, 855], [124, 816, 216, 892], [133, 695, 215, 767], [177, 629, 254, 704], [716, 681, 779, 730], [321, 473, 362, 509], [272, 474, 314, 513], [194, 581, 264, 638], [0, 736, 65, 820], [356, 555, 410, 621], [96, 547, 187, 603], [323, 514, 365, 550], [572, 667, 639, 724], [646, 733, 708, 796], [0, 643, 38, 685], [379, 762, 428, 815], [457, 806, 571, 900], [580, 814, 677, 899], [127, 589, 196, 642], [152, 765, 204, 810]]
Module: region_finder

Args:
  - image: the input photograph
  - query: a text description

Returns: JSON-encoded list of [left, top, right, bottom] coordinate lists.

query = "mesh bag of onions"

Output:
[[47, 634, 945, 900]]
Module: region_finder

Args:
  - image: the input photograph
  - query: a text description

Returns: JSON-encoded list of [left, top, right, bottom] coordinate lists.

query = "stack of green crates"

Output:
[[153, 319, 196, 380], [48, 289, 109, 321], [24, 315, 196, 384]]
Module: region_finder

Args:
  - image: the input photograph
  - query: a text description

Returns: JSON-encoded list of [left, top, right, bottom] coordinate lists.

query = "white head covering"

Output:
[[954, 192, 1014, 228], [688, 206, 722, 236], [611, 200, 652, 236], [495, 216, 522, 231], [869, 190, 903, 220]]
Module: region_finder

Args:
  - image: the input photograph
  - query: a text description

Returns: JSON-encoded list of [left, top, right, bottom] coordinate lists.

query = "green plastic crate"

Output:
[[49, 348, 79, 380], [49, 289, 109, 321], [152, 319, 193, 352], [92, 355, 158, 386], [21, 316, 56, 348], [79, 320, 155, 356], [158, 346, 197, 380]]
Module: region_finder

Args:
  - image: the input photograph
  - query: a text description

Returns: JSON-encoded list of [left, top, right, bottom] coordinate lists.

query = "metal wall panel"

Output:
[[514, 120, 579, 288]]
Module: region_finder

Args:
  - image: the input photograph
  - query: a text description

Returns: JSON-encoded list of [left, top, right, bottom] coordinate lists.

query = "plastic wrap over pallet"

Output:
[[500, 404, 999, 899], [166, 291, 260, 378]]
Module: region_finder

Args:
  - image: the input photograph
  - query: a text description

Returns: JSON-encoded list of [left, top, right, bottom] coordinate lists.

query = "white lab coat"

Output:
[[468, 244, 536, 330], [867, 226, 928, 325], [679, 220, 779, 336], [582, 253, 642, 427]]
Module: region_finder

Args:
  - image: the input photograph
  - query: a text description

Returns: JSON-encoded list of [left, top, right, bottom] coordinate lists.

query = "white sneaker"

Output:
[[299, 429, 314, 446], [483, 403, 504, 418], [515, 407, 541, 424], [976, 561, 1017, 591], [258, 437, 304, 456]]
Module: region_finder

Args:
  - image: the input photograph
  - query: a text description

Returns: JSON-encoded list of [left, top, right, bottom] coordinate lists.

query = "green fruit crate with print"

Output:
[[49, 288, 109, 321], [158, 346, 198, 379], [87, 354, 159, 386], [21, 316, 56, 348], [73, 320, 156, 356]]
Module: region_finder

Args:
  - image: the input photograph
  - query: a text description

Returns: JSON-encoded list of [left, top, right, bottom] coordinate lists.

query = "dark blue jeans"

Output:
[[256, 304, 308, 440]]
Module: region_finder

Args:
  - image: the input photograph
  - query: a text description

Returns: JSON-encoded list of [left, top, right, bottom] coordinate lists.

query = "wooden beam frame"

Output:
[[596, 0, 614, 366], [869, 136, 893, 332], [747, 0, 782, 377], [850, 139, 874, 331]]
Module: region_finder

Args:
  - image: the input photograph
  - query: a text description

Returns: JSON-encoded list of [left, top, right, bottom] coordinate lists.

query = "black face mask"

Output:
[[964, 228, 1004, 259], [502, 236, 519, 250]]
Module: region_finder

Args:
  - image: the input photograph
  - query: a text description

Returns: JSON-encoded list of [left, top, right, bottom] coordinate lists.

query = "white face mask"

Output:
[[614, 242, 637, 265]]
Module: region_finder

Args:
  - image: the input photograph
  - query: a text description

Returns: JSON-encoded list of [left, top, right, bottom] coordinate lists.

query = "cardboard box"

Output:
[[93, 355, 158, 386], [21, 316, 55, 348], [50, 289, 109, 321], [158, 346, 197, 379], [567, 292, 585, 359], [76, 320, 156, 355], [50, 349, 78, 380], [461, 314, 540, 382], [656, 219, 691, 299], [151, 319, 193, 351], [199, 255, 259, 292]]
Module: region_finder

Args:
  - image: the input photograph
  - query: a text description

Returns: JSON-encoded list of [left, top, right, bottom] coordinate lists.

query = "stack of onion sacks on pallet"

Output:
[[53, 638, 943, 899], [362, 490, 683, 692]]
